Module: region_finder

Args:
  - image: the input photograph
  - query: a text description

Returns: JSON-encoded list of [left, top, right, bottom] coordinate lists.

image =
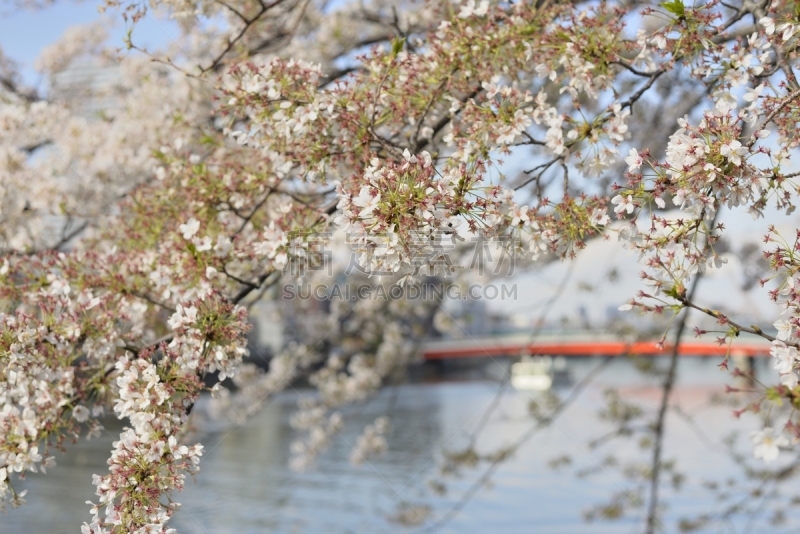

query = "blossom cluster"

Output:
[[6, 0, 800, 530], [613, 4, 800, 461], [83, 295, 248, 533]]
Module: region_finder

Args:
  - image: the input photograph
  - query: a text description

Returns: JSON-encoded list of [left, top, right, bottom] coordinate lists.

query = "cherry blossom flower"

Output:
[[625, 148, 643, 172], [611, 194, 635, 215], [510, 205, 531, 227], [760, 17, 776, 35], [751, 428, 788, 463], [774, 321, 794, 342], [719, 140, 746, 166], [72, 406, 90, 423], [458, 0, 489, 19], [590, 208, 610, 226], [178, 218, 200, 240]]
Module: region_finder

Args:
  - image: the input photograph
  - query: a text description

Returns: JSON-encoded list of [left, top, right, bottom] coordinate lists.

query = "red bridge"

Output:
[[422, 333, 773, 360]]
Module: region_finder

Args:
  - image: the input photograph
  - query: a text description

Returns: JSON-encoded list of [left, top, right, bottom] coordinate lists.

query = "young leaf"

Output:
[[391, 37, 406, 58], [661, 0, 685, 18]]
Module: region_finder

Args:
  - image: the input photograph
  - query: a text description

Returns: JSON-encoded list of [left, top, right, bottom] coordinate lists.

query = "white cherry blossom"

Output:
[[751, 428, 788, 463]]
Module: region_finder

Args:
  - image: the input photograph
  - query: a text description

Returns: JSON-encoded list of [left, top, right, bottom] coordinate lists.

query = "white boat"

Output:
[[511, 355, 554, 391]]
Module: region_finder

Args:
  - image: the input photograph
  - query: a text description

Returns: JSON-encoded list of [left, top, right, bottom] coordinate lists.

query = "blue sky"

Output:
[[0, 1, 177, 87]]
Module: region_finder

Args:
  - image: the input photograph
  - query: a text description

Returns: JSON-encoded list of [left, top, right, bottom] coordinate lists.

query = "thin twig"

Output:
[[674, 294, 794, 348], [645, 210, 719, 534], [420, 356, 614, 533]]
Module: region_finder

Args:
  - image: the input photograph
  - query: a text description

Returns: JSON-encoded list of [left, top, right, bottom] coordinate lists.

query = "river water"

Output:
[[2, 358, 798, 533]]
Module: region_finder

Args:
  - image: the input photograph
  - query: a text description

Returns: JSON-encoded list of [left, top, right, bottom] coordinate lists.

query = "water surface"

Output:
[[2, 358, 796, 533]]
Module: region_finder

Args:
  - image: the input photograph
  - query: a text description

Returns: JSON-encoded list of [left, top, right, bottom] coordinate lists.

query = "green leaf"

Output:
[[765, 387, 784, 405], [199, 133, 217, 146], [391, 37, 406, 58], [124, 27, 134, 50], [661, 0, 685, 17], [665, 285, 682, 299]]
